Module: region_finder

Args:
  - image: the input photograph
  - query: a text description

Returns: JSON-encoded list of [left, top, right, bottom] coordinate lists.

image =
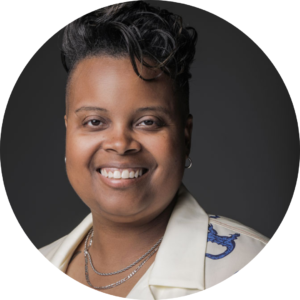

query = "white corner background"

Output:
[[0, 1, 299, 299]]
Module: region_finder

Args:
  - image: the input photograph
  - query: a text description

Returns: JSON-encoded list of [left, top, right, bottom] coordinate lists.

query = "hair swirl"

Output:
[[61, 1, 197, 116]]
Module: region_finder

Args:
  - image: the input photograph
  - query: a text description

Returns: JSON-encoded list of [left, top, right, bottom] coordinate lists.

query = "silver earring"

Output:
[[185, 157, 192, 169], [65, 157, 66, 163]]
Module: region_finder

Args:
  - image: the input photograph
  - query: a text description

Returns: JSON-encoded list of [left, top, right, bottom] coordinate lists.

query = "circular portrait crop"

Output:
[[0, 1, 299, 299]]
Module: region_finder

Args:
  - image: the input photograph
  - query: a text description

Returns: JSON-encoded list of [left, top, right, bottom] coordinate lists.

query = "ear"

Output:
[[64, 115, 68, 128], [184, 114, 193, 157]]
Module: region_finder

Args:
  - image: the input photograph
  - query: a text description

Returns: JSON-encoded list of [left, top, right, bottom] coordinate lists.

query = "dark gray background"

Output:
[[1, 0, 299, 249]]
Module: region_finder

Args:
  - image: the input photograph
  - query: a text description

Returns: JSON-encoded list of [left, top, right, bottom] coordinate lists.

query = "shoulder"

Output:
[[38, 214, 93, 271], [207, 214, 269, 244], [205, 214, 269, 289], [39, 235, 67, 260]]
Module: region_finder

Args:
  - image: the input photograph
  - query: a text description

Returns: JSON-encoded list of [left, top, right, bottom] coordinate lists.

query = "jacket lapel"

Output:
[[50, 214, 93, 272], [148, 183, 209, 299]]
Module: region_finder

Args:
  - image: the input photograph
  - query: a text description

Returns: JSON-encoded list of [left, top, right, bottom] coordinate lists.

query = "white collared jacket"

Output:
[[39, 184, 269, 299]]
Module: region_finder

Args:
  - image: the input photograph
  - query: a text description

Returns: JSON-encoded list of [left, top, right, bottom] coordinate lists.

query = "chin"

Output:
[[91, 193, 152, 220]]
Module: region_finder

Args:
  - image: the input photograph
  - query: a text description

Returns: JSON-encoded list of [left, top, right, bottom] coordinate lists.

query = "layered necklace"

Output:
[[84, 228, 163, 290]]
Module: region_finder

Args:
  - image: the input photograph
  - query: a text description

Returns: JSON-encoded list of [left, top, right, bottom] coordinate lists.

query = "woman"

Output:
[[39, 1, 269, 299]]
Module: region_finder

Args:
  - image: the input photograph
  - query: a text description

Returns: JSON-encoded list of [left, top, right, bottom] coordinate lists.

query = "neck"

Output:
[[88, 196, 177, 268]]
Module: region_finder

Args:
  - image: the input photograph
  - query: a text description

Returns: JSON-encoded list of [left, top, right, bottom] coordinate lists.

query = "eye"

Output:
[[136, 117, 165, 129], [83, 117, 106, 129], [141, 120, 155, 126], [88, 119, 102, 126]]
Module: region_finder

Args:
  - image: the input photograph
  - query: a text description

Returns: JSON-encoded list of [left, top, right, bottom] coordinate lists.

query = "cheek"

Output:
[[66, 135, 90, 165], [142, 130, 186, 176], [66, 129, 104, 162], [65, 131, 102, 192]]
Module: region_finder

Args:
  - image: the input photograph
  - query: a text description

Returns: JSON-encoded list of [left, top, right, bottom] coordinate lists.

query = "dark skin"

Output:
[[64, 56, 193, 297]]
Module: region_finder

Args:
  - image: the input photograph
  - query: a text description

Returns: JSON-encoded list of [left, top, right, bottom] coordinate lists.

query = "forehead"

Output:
[[66, 56, 179, 114]]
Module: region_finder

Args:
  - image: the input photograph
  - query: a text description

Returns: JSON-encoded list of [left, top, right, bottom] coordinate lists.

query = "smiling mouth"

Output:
[[97, 168, 148, 179]]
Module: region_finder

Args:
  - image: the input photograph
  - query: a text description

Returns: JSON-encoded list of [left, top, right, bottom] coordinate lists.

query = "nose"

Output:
[[102, 126, 141, 155]]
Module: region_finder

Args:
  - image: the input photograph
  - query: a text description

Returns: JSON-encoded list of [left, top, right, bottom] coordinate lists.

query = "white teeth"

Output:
[[113, 171, 121, 179], [121, 170, 129, 178], [100, 168, 145, 179]]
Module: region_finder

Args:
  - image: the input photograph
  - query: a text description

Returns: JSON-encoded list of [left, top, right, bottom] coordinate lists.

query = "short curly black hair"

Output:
[[61, 1, 197, 119]]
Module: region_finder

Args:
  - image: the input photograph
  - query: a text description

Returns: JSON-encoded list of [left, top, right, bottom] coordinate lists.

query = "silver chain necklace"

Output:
[[84, 228, 163, 290]]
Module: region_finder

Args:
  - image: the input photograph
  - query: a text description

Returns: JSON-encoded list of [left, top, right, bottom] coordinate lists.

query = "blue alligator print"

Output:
[[209, 215, 220, 219], [206, 224, 240, 260]]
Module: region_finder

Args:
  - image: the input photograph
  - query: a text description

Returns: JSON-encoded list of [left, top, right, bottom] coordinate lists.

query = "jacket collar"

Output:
[[148, 183, 208, 292], [51, 214, 93, 272]]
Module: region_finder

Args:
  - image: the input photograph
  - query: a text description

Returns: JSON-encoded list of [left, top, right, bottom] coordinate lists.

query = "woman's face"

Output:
[[65, 56, 192, 223]]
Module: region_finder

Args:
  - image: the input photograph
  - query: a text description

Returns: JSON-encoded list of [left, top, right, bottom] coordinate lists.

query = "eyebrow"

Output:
[[75, 106, 108, 113], [75, 106, 171, 117], [135, 106, 172, 117]]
